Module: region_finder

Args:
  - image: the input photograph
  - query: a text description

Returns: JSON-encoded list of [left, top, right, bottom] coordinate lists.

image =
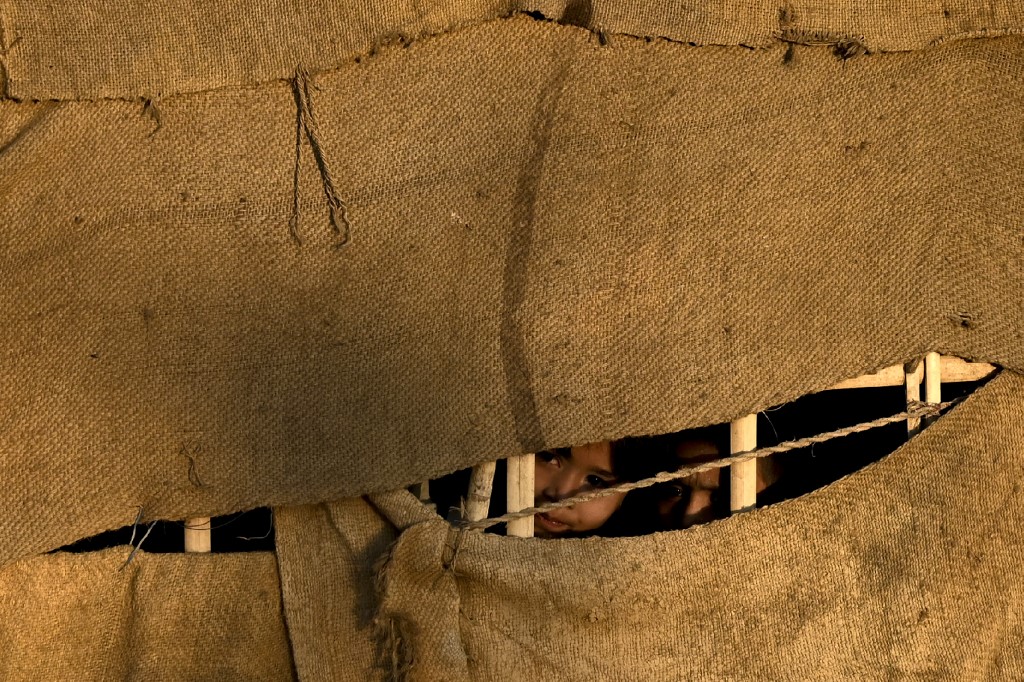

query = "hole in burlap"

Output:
[[423, 369, 993, 538], [54, 507, 275, 554]]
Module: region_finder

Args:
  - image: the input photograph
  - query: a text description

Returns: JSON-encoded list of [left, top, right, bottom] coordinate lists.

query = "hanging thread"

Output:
[[290, 66, 352, 248]]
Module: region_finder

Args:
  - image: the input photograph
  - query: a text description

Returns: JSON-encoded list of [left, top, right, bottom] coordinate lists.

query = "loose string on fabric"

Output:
[[461, 398, 961, 531], [290, 66, 352, 248]]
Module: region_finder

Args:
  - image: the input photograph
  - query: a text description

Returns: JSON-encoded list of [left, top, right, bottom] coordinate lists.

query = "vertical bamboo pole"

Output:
[[730, 414, 757, 514], [905, 359, 924, 437], [184, 517, 211, 553], [411, 480, 430, 501], [506, 454, 535, 537], [465, 461, 497, 525], [411, 480, 436, 513], [925, 352, 942, 426]]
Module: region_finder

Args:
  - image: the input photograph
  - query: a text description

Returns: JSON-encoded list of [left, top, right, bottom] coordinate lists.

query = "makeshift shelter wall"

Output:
[[1, 17, 1022, 566], [3, 0, 1024, 98], [0, 548, 294, 680], [272, 371, 1024, 680], [273, 495, 415, 681]]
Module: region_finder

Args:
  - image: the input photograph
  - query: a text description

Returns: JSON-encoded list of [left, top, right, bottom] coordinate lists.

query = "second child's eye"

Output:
[[586, 474, 613, 489]]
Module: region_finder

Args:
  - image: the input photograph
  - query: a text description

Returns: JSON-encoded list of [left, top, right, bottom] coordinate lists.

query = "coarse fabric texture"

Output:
[[1, 16, 1022, 565], [0, 548, 295, 680], [3, 0, 1024, 98], [274, 491, 435, 682], [370, 371, 1024, 680]]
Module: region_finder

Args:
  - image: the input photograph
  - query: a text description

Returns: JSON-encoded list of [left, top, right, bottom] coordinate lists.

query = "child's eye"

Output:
[[652, 481, 687, 499], [586, 474, 613, 489], [536, 450, 560, 465], [667, 483, 687, 498]]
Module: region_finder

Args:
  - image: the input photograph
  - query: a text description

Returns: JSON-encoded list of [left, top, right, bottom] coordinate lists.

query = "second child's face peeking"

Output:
[[533, 441, 626, 538], [655, 439, 722, 529]]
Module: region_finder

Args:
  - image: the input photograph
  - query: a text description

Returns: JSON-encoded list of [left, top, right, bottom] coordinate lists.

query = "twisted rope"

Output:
[[461, 398, 960, 531]]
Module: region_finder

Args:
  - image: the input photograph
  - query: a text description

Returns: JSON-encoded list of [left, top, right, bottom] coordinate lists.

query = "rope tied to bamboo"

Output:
[[460, 398, 960, 531]]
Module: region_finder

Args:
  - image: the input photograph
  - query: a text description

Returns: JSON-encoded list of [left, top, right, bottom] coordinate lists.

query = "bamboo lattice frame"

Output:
[[179, 355, 993, 546], [471, 354, 995, 538]]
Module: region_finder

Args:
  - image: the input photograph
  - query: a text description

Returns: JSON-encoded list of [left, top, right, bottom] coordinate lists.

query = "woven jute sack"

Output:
[[2, 17, 1022, 569], [0, 548, 294, 681], [274, 493, 432, 682], [279, 372, 1024, 680]]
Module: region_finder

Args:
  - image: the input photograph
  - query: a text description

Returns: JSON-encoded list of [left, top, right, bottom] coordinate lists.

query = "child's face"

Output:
[[655, 439, 722, 529], [533, 441, 625, 538]]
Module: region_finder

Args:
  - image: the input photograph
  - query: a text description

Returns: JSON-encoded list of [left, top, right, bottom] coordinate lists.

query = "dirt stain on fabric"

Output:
[[561, 0, 592, 27], [783, 43, 796, 65]]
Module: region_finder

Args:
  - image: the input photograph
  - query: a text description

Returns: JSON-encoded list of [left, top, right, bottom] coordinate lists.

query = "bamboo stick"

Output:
[[465, 461, 497, 525], [925, 352, 942, 404], [939, 356, 995, 383], [184, 517, 211, 553], [730, 414, 757, 513], [828, 364, 905, 390], [411, 480, 430, 501], [506, 454, 535, 537], [411, 480, 436, 513], [827, 357, 993, 391], [924, 352, 942, 430], [905, 359, 924, 437]]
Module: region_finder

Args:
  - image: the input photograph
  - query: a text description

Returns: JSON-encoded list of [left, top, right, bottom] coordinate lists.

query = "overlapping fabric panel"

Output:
[[273, 496, 420, 682], [375, 372, 1024, 680], [0, 548, 294, 680], [3, 1, 1024, 98], [1, 18, 1022, 564]]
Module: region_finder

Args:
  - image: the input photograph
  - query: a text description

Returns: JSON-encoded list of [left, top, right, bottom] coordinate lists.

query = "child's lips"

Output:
[[536, 512, 570, 533]]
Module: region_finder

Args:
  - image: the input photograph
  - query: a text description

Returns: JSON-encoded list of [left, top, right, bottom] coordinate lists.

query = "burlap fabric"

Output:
[[323, 370, 1022, 680], [0, 548, 294, 680], [3, 1, 1024, 98], [1, 16, 1022, 565], [273, 492, 434, 682]]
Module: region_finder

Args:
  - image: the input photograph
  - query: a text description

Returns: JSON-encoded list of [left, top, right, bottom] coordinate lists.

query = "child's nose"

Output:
[[545, 471, 582, 501]]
